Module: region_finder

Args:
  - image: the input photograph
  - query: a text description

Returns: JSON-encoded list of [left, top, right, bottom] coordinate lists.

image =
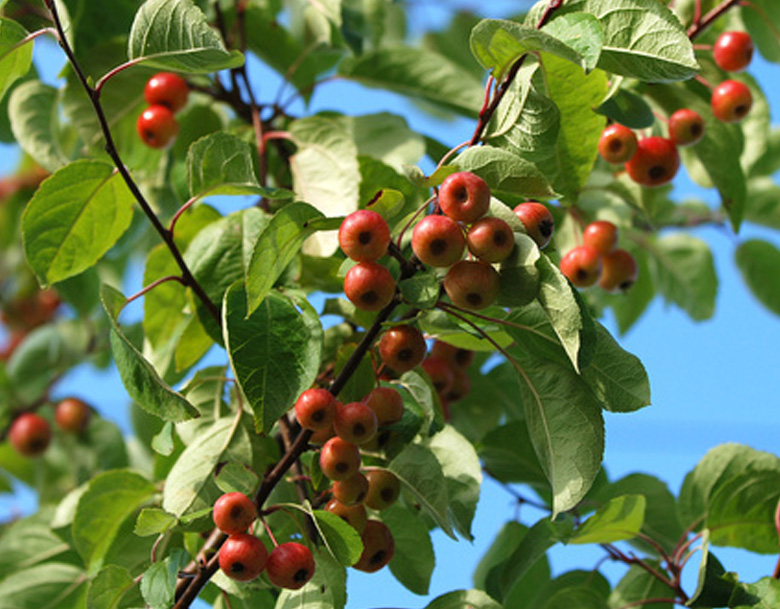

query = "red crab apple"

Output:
[[713, 31, 754, 72], [513, 202, 554, 249], [8, 413, 51, 457], [54, 397, 91, 433], [421, 356, 454, 395], [294, 388, 338, 431], [443, 260, 501, 311], [625, 137, 680, 187], [353, 520, 395, 573], [378, 325, 426, 373], [411, 214, 466, 267], [582, 221, 618, 255], [438, 171, 491, 223], [363, 387, 404, 426], [430, 340, 474, 369], [325, 498, 368, 533], [218, 533, 268, 582], [598, 123, 638, 164], [213, 492, 258, 535], [319, 437, 362, 481], [266, 542, 316, 590], [363, 470, 401, 511], [343, 262, 396, 311], [668, 109, 705, 147], [338, 210, 391, 262], [334, 401, 378, 445], [599, 249, 639, 292], [466, 217, 515, 263], [332, 472, 370, 505], [136, 105, 179, 149], [559, 245, 603, 288], [144, 72, 189, 112], [711, 80, 753, 123]]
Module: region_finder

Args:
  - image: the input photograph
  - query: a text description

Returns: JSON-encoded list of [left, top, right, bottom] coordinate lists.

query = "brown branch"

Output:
[[43, 0, 221, 324], [687, 0, 742, 39]]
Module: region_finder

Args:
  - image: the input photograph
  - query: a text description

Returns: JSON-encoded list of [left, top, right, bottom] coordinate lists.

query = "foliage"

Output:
[[0, 0, 778, 608]]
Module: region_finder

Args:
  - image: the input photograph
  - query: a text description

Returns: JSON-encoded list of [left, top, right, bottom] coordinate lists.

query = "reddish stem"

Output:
[[687, 0, 742, 40]]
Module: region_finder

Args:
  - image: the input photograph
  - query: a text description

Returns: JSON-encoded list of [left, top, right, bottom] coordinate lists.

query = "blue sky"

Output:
[[2, 2, 780, 607]]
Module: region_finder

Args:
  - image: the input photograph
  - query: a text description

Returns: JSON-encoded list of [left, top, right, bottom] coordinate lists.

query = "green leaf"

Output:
[[246, 202, 326, 315], [224, 284, 322, 433], [479, 421, 547, 488], [536, 255, 595, 373], [399, 272, 440, 309], [742, 1, 780, 64], [0, 563, 85, 609], [140, 550, 189, 609], [382, 504, 435, 595], [22, 160, 135, 286], [87, 565, 137, 609], [128, 0, 244, 72], [570, 494, 645, 544], [608, 563, 673, 609], [425, 589, 503, 609], [729, 577, 780, 609], [547, 0, 699, 82], [73, 470, 156, 574], [455, 146, 557, 200], [470, 19, 593, 80], [143, 245, 188, 351], [508, 342, 605, 516], [187, 132, 290, 199], [594, 88, 655, 129], [8, 81, 68, 172], [581, 321, 651, 412], [338, 46, 485, 117], [736, 240, 780, 316], [687, 534, 737, 608], [541, 13, 604, 71], [163, 416, 252, 517], [0, 18, 33, 102], [289, 115, 360, 256], [648, 234, 717, 321], [134, 507, 177, 537], [312, 510, 363, 566], [0, 511, 70, 574], [215, 462, 259, 497], [427, 425, 482, 540], [678, 444, 780, 530], [101, 285, 199, 422], [535, 54, 608, 202], [388, 443, 455, 539], [275, 549, 346, 609]]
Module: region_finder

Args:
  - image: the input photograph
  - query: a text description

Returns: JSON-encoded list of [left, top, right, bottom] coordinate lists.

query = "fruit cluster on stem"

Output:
[[137, 73, 189, 149]]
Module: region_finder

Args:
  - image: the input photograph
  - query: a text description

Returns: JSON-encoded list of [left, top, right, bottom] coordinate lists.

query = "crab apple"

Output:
[[325, 499, 368, 533], [363, 470, 401, 511], [713, 31, 754, 72], [668, 109, 705, 147], [560, 245, 603, 288], [54, 397, 91, 433], [599, 249, 639, 292], [582, 220, 618, 255], [443, 367, 471, 403], [711, 80, 753, 123], [218, 533, 268, 582], [338, 210, 391, 262], [421, 357, 454, 395], [443, 260, 501, 311], [309, 425, 336, 446], [295, 388, 338, 431], [430, 340, 474, 369], [513, 202, 554, 249], [332, 472, 370, 505], [378, 325, 426, 374], [8, 413, 51, 457], [466, 217, 515, 263], [144, 72, 189, 112], [411, 214, 466, 267], [334, 401, 378, 445], [363, 387, 404, 426], [438, 171, 491, 223], [598, 123, 638, 164], [354, 520, 395, 573], [343, 262, 396, 311], [319, 437, 362, 481], [213, 492, 258, 535], [266, 542, 316, 590], [625, 137, 680, 187], [136, 105, 179, 149]]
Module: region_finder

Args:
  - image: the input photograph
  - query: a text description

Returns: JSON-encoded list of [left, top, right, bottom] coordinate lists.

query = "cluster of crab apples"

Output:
[[136, 72, 189, 149], [559, 221, 637, 291], [341, 171, 558, 313], [598, 30, 754, 188], [6, 397, 91, 458]]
